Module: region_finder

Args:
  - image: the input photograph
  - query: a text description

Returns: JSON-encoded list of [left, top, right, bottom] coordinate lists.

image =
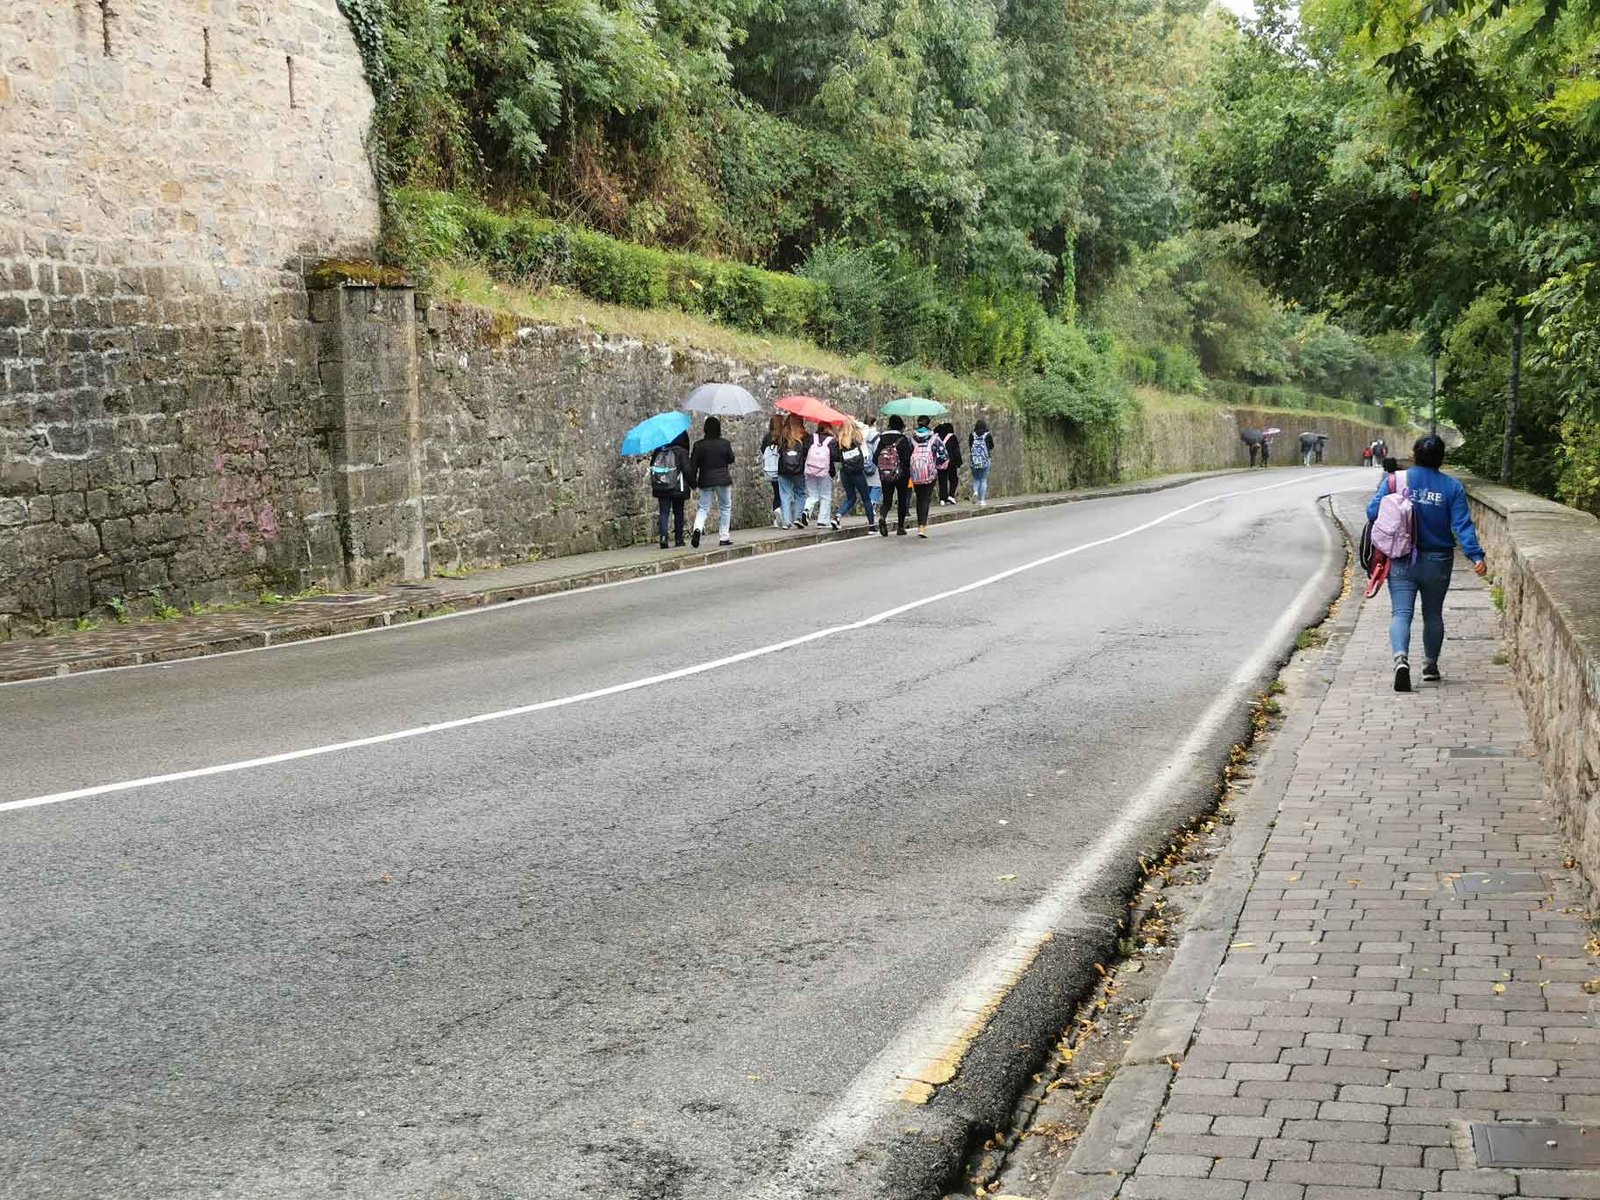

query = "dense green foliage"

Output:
[[1186, 0, 1600, 511], [348, 0, 1433, 447]]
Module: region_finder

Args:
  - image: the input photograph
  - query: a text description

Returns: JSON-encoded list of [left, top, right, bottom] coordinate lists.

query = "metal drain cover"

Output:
[[1452, 871, 1550, 897], [296, 594, 375, 605], [1449, 745, 1515, 758], [1473, 1123, 1600, 1168]]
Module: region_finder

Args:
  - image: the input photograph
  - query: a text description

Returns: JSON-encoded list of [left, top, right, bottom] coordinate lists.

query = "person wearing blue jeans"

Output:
[[1366, 435, 1488, 692]]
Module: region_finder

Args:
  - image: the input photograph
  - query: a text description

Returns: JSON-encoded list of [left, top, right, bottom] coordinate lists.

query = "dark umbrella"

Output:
[[1240, 427, 1264, 444]]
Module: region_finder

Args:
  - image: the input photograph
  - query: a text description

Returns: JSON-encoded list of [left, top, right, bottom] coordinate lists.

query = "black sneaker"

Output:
[[1394, 656, 1411, 693], [878, 516, 888, 538], [830, 518, 841, 530], [796, 514, 808, 528], [896, 527, 907, 536], [691, 529, 701, 549], [659, 537, 669, 549], [1422, 663, 1441, 682], [719, 538, 732, 547]]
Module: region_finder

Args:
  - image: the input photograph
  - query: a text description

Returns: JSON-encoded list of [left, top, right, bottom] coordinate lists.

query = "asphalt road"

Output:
[[1, 470, 1356, 1200]]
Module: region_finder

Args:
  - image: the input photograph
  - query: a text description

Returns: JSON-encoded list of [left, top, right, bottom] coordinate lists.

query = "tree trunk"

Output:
[[1500, 307, 1523, 485]]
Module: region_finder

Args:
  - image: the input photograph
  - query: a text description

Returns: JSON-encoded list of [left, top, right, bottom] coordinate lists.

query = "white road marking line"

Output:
[[0, 472, 1245, 691], [748, 498, 1339, 1198], [0, 472, 1343, 816]]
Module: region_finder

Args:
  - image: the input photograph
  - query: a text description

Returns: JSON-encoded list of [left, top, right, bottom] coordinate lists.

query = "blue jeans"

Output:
[[1387, 550, 1453, 662], [971, 468, 990, 501], [777, 474, 806, 527], [837, 472, 875, 522], [695, 485, 732, 540], [869, 481, 882, 508]]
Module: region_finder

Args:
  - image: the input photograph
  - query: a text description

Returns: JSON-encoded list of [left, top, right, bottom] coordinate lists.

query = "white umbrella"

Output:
[[682, 383, 759, 416]]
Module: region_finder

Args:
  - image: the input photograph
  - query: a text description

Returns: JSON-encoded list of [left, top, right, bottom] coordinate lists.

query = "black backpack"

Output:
[[778, 443, 805, 476], [840, 443, 865, 475]]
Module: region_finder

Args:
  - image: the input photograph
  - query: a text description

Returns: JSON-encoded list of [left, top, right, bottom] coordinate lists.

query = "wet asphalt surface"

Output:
[[0, 470, 1356, 1199]]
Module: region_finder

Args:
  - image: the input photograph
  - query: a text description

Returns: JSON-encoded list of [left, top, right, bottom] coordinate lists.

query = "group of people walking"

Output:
[[648, 413, 996, 547]]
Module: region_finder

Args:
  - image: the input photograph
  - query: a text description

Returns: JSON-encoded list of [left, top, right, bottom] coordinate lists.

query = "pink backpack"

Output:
[[1371, 472, 1417, 562], [804, 435, 834, 478], [909, 435, 939, 485]]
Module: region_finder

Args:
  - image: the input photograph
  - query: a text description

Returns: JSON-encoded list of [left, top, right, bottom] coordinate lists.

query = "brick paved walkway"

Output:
[[1111, 564, 1600, 1198]]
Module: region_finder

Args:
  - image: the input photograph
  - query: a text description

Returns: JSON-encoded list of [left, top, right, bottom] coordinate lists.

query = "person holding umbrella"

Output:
[[908, 415, 948, 537], [1241, 427, 1263, 467], [688, 416, 735, 548], [649, 430, 691, 549], [622, 411, 694, 549]]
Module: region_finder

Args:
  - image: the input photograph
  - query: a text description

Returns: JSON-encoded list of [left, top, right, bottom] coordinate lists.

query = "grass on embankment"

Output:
[[435, 264, 999, 407], [434, 264, 1410, 441]]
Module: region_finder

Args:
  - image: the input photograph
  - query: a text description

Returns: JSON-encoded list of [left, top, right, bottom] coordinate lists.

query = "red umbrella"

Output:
[[775, 394, 849, 425]]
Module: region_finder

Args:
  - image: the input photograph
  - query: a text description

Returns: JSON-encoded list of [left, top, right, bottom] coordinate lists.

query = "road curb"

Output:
[[0, 470, 1244, 684], [1045, 497, 1364, 1199]]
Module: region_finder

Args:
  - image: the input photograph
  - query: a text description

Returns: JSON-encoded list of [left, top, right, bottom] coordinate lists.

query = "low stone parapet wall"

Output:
[[1466, 479, 1600, 892]]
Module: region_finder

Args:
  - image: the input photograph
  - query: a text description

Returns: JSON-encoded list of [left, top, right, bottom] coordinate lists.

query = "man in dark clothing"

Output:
[[687, 416, 736, 547], [873, 415, 913, 537], [1241, 428, 1262, 467]]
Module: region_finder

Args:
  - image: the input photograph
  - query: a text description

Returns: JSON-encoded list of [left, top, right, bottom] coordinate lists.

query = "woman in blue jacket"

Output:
[[1367, 435, 1488, 692]]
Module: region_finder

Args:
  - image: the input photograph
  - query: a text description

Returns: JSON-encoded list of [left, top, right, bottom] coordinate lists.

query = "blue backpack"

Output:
[[970, 433, 991, 471]]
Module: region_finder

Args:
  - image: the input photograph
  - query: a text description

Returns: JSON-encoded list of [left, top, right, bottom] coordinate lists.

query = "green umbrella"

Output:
[[882, 396, 949, 418]]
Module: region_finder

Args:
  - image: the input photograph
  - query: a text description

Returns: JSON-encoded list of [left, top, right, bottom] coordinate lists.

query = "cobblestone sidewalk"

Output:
[[1063, 550, 1600, 1199]]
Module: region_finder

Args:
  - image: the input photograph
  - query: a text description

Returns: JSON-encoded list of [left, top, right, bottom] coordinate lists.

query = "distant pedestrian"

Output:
[[803, 421, 839, 529], [936, 421, 963, 505], [1315, 434, 1329, 464], [1299, 432, 1318, 466], [834, 420, 876, 528], [1366, 435, 1487, 692], [1363, 444, 1374, 467], [908, 416, 948, 538], [688, 416, 735, 548], [775, 414, 809, 529], [1242, 428, 1262, 467], [1260, 436, 1271, 468], [760, 413, 785, 527], [969, 420, 994, 506], [649, 430, 691, 549], [863, 416, 883, 514], [874, 415, 912, 537]]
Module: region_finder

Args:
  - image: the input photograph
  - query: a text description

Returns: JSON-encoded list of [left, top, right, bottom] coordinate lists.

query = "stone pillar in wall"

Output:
[[308, 268, 426, 587]]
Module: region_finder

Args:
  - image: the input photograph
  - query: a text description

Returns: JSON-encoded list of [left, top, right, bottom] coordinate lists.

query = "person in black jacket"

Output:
[[873, 415, 912, 537], [688, 416, 736, 548], [935, 421, 963, 505], [649, 431, 691, 549]]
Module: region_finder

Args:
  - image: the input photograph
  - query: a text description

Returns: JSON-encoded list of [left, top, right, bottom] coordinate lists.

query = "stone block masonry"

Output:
[[0, 0, 381, 635], [1467, 481, 1600, 905]]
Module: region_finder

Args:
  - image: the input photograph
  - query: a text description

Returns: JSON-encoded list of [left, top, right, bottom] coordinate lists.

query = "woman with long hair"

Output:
[[833, 420, 875, 528], [759, 412, 784, 527], [775, 414, 810, 529]]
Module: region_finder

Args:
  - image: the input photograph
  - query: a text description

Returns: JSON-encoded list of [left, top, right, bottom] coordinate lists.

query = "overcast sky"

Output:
[[1217, 0, 1256, 14]]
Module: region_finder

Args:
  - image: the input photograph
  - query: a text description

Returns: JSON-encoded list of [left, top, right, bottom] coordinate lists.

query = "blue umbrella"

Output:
[[621, 411, 692, 457]]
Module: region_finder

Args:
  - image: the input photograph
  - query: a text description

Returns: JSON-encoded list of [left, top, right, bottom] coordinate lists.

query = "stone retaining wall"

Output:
[[0, 0, 379, 635], [1467, 480, 1600, 894], [415, 301, 1031, 566]]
